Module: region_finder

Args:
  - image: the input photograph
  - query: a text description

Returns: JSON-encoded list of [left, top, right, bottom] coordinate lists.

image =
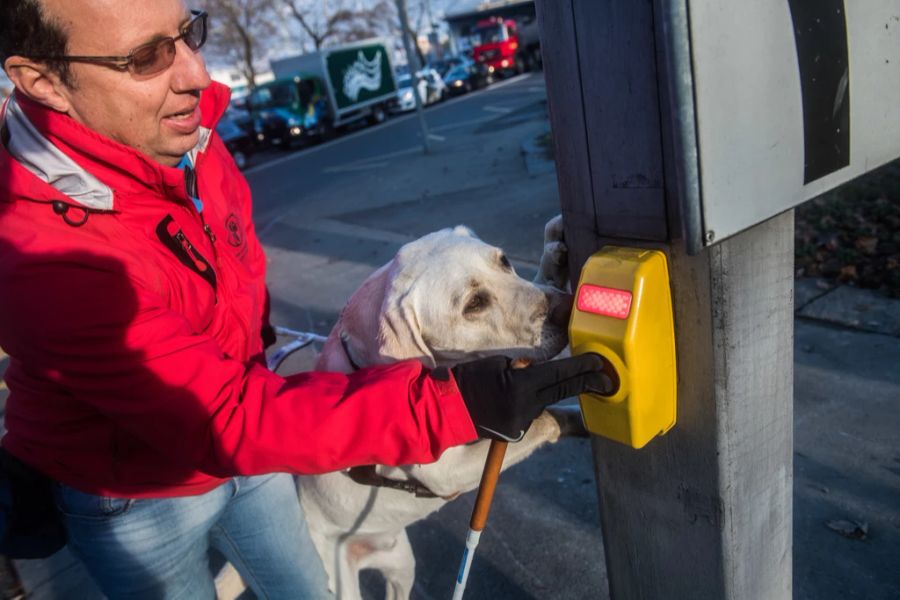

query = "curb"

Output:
[[796, 278, 900, 336]]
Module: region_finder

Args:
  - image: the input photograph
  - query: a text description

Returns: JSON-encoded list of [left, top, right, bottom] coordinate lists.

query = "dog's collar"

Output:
[[339, 332, 363, 371], [345, 465, 458, 500]]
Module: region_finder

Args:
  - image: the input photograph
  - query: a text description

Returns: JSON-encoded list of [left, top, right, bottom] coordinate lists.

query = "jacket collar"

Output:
[[1, 82, 231, 211]]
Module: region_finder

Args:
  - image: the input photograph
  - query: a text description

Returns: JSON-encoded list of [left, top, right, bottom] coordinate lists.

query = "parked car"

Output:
[[443, 60, 488, 95], [390, 68, 447, 113], [420, 68, 448, 103], [216, 109, 257, 170], [390, 75, 422, 113], [433, 54, 474, 77]]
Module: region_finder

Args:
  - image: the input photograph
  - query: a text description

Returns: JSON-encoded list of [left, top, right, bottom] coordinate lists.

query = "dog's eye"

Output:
[[499, 254, 512, 271], [464, 293, 489, 314]]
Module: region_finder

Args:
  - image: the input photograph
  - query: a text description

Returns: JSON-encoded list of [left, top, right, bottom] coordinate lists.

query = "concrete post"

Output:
[[535, 0, 794, 597]]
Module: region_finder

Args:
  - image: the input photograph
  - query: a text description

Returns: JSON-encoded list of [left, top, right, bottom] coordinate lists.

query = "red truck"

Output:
[[471, 16, 541, 78]]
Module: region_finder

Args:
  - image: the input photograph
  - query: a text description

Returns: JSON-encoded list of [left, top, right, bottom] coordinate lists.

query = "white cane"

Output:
[[451, 438, 507, 600], [452, 357, 530, 599]]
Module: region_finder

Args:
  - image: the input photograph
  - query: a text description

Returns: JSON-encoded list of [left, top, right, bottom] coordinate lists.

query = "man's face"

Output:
[[44, 0, 211, 166]]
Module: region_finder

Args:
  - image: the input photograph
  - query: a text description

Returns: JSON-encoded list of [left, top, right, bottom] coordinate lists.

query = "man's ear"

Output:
[[3, 57, 72, 112]]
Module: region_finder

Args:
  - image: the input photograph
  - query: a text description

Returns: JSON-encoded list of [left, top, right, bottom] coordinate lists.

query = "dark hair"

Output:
[[0, 0, 74, 86]]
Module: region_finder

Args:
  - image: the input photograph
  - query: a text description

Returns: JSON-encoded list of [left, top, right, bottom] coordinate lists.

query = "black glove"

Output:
[[444, 354, 613, 442]]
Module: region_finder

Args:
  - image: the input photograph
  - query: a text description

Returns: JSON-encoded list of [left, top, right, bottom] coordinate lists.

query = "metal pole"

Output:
[[395, 0, 431, 154]]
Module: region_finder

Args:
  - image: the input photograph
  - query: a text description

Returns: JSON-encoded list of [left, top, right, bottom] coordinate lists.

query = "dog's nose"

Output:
[[547, 292, 574, 327]]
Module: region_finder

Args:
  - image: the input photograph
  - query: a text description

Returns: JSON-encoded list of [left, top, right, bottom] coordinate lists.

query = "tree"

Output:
[[200, 0, 279, 88], [280, 0, 397, 51]]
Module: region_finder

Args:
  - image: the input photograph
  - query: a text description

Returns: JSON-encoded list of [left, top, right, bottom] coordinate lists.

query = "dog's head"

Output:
[[356, 226, 571, 368]]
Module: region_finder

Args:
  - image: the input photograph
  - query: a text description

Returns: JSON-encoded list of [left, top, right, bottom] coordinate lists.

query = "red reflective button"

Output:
[[576, 284, 633, 319]]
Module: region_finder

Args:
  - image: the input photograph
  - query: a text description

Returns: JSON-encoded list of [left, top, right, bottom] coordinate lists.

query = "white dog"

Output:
[[296, 220, 581, 599]]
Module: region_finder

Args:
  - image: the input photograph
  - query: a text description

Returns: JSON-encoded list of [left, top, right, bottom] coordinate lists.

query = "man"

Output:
[[0, 1, 608, 598]]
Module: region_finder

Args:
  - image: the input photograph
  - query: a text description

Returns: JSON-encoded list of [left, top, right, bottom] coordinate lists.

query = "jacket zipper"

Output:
[[187, 155, 254, 353]]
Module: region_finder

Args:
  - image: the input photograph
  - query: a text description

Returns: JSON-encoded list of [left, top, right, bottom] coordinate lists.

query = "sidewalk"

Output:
[[2, 121, 898, 599]]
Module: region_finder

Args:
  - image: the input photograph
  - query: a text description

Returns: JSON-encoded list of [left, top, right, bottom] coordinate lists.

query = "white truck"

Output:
[[250, 39, 397, 147]]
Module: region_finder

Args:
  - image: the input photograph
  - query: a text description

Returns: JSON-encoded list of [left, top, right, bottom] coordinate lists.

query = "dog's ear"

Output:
[[376, 264, 436, 368], [451, 225, 478, 239]]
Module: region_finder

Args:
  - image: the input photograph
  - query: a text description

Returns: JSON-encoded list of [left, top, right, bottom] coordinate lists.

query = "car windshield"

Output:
[[446, 67, 467, 79], [249, 83, 295, 109], [397, 75, 412, 88], [474, 23, 506, 45]]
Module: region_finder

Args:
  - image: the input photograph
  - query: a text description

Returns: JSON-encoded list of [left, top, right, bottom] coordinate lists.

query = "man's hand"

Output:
[[446, 354, 613, 441]]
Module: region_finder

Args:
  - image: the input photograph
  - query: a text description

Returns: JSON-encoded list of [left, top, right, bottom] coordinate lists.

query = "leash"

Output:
[[266, 326, 327, 372], [345, 465, 455, 499], [272, 327, 452, 500]]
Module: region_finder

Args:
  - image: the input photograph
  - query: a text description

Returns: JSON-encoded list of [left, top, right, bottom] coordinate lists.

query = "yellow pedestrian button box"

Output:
[[569, 247, 677, 448]]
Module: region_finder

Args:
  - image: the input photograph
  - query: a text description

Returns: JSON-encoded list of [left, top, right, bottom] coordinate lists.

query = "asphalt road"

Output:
[[243, 73, 549, 230]]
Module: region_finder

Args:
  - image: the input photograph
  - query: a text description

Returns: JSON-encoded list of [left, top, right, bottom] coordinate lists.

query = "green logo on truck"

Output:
[[326, 44, 395, 110]]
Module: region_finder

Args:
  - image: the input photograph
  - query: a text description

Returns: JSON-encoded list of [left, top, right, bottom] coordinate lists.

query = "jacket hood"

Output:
[[0, 81, 232, 211]]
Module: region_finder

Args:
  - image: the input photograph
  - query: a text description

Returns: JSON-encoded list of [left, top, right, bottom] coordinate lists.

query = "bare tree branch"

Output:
[[281, 0, 398, 50], [200, 0, 279, 88]]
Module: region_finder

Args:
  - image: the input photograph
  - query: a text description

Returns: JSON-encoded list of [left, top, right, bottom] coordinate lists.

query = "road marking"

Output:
[[298, 219, 416, 245], [323, 161, 389, 174], [323, 145, 424, 173], [483, 105, 513, 114], [483, 73, 531, 90], [427, 133, 446, 141], [267, 217, 541, 267], [430, 116, 493, 134], [351, 146, 421, 162]]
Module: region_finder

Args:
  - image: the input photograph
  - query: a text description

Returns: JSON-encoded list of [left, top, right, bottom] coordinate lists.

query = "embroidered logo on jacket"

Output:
[[155, 215, 217, 291], [225, 213, 243, 248]]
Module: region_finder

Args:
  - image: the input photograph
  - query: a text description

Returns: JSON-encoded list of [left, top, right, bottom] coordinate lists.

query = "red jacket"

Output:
[[0, 84, 476, 498]]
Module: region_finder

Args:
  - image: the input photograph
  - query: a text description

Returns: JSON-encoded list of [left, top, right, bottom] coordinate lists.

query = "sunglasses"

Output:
[[28, 10, 208, 77]]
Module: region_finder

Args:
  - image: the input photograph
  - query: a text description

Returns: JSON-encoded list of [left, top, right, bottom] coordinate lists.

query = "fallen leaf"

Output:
[[826, 519, 868, 540], [855, 236, 879, 255], [838, 265, 858, 282]]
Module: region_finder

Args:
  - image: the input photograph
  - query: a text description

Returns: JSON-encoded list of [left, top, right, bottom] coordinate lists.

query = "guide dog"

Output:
[[296, 219, 582, 599]]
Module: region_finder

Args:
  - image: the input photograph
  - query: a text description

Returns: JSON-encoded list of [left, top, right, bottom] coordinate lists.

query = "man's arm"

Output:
[[0, 259, 477, 477]]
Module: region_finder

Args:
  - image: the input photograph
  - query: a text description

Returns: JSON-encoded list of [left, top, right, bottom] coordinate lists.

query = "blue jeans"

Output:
[[53, 473, 332, 599]]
